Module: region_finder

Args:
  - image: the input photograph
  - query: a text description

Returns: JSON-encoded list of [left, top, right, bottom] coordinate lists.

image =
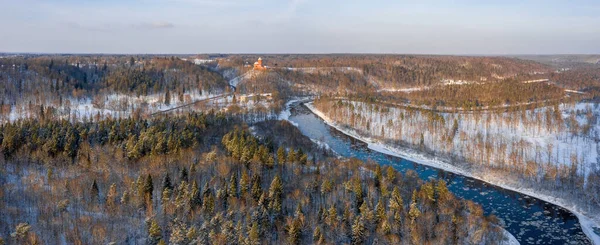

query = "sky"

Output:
[[1, 0, 599, 54]]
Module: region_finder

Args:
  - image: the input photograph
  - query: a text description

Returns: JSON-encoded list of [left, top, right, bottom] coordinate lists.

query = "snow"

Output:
[[305, 102, 472, 177], [565, 89, 586, 94], [193, 59, 215, 65], [522, 79, 549, 84], [441, 79, 480, 85], [2, 90, 225, 123], [319, 99, 600, 177], [501, 228, 521, 245], [305, 102, 600, 245], [377, 87, 428, 93], [277, 97, 312, 123], [283, 66, 362, 74]]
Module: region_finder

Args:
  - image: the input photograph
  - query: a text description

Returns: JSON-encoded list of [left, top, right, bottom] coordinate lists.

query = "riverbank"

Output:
[[304, 102, 600, 245]]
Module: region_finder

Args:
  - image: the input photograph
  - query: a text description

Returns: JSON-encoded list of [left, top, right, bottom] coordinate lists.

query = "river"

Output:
[[288, 103, 591, 245]]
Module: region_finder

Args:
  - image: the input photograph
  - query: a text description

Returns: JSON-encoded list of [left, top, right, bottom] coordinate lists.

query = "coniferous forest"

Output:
[[0, 113, 504, 244]]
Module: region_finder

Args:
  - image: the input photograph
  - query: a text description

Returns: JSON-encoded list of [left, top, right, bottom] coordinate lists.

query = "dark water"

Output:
[[288, 104, 591, 245]]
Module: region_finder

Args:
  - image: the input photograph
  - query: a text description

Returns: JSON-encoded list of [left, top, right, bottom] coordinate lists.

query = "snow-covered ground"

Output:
[[377, 87, 428, 93], [316, 100, 600, 178], [2, 90, 225, 123], [283, 66, 362, 74], [305, 102, 600, 245], [441, 79, 481, 85], [522, 79, 549, 84]]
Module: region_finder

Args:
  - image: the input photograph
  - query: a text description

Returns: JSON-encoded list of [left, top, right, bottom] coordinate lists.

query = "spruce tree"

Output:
[[374, 165, 382, 188], [91, 179, 99, 202], [144, 174, 154, 197], [180, 167, 188, 182], [162, 173, 173, 191]]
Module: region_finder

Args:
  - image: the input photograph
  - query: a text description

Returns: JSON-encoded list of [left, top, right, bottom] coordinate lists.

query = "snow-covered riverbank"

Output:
[[304, 102, 600, 245]]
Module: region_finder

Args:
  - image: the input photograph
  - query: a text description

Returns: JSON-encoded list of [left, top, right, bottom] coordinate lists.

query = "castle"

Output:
[[253, 57, 267, 71]]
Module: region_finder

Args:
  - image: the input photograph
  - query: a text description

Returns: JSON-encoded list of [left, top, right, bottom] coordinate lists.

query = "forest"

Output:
[[0, 113, 506, 244], [311, 97, 600, 221], [2, 53, 600, 244]]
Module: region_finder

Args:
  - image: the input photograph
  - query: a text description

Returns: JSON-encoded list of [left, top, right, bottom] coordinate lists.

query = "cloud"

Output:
[[133, 21, 176, 29], [64, 21, 116, 32], [146, 22, 175, 29], [63, 21, 175, 32]]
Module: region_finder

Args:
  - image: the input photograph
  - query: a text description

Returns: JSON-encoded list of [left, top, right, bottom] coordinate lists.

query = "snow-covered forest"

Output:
[[312, 98, 600, 214]]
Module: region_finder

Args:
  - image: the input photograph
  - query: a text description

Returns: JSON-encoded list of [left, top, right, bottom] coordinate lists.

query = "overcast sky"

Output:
[[1, 0, 599, 54]]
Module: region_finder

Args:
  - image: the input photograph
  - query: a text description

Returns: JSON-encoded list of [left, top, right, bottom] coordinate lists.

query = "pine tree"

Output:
[[241, 146, 252, 164], [297, 148, 308, 165], [389, 186, 404, 229], [375, 200, 385, 225], [327, 206, 338, 226], [164, 90, 171, 105], [351, 217, 366, 245], [286, 218, 302, 245], [422, 182, 435, 203], [64, 128, 79, 158], [313, 226, 324, 244], [229, 174, 238, 198], [248, 221, 260, 245], [287, 149, 296, 164], [202, 184, 214, 215], [125, 135, 140, 160], [240, 170, 249, 197], [277, 146, 286, 165], [148, 219, 162, 245], [143, 174, 154, 211], [408, 190, 421, 225], [190, 180, 201, 209], [169, 219, 188, 244], [161, 188, 172, 213], [353, 179, 364, 208], [321, 179, 333, 195], [251, 174, 262, 202], [121, 191, 130, 205], [436, 180, 450, 202], [386, 166, 395, 183], [106, 183, 117, 211], [268, 175, 284, 215]]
